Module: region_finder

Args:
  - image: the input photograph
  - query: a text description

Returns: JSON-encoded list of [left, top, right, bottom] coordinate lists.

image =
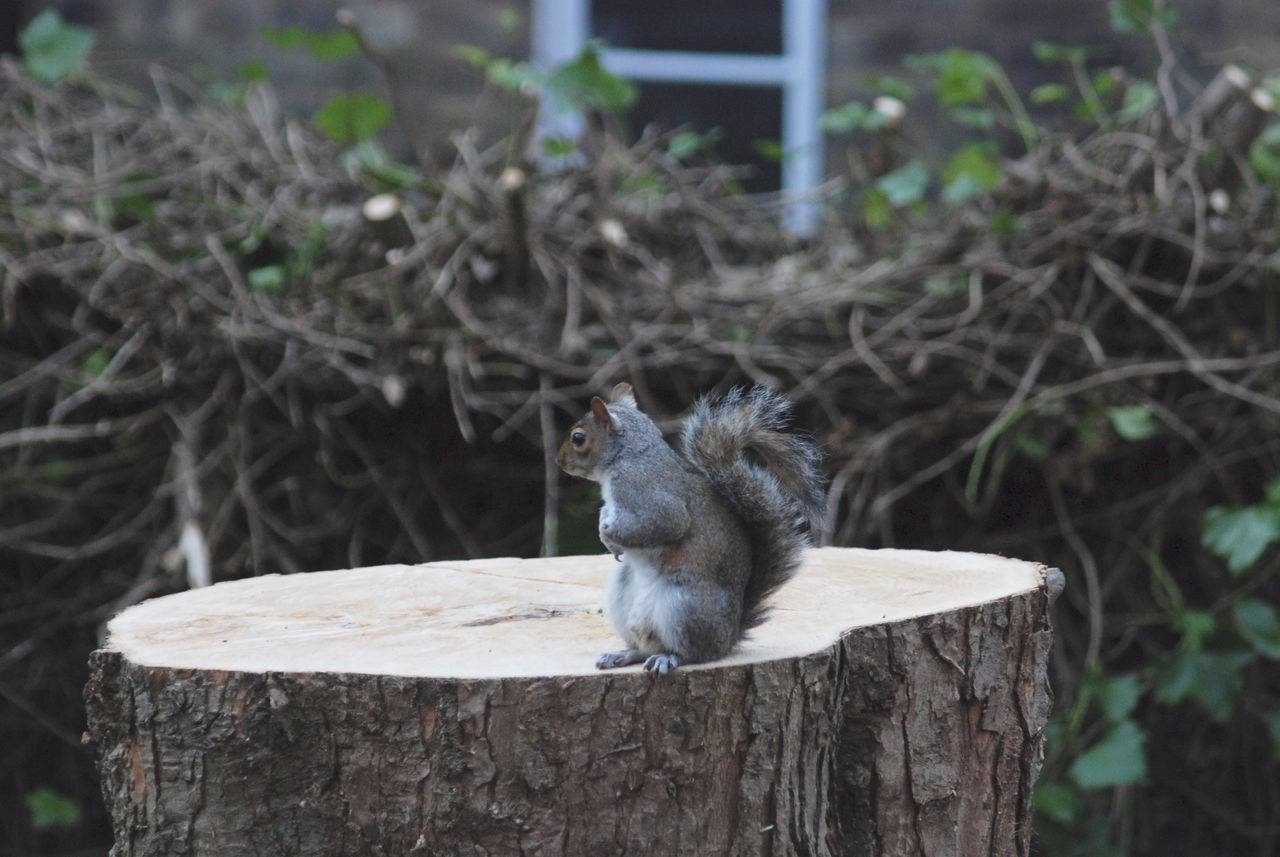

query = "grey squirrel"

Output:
[[556, 383, 824, 675]]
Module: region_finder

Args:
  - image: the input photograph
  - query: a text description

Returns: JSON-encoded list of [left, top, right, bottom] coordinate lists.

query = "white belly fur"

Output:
[[606, 548, 681, 653]]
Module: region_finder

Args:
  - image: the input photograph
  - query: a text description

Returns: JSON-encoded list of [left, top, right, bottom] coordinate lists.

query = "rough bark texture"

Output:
[[85, 551, 1054, 856]]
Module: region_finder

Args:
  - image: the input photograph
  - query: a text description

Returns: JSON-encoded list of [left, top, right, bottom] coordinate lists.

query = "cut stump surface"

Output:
[[86, 547, 1055, 856]]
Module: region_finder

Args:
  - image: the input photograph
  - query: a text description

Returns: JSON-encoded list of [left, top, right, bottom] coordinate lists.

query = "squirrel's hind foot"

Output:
[[642, 653, 681, 675], [596, 650, 645, 670]]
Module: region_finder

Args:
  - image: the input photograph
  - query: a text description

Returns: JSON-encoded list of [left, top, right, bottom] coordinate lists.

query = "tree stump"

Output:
[[85, 548, 1055, 856]]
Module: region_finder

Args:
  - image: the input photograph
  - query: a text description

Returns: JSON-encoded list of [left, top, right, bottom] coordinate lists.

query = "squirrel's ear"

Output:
[[590, 396, 613, 427], [609, 382, 634, 403]]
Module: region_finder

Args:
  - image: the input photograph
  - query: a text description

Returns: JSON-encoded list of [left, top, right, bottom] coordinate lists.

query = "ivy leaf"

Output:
[[753, 138, 786, 163], [861, 188, 893, 228], [1250, 123, 1280, 190], [262, 27, 359, 60], [1107, 404, 1159, 440], [1267, 475, 1280, 504], [248, 265, 286, 293], [821, 101, 887, 133], [26, 787, 81, 830], [1235, 599, 1280, 659], [948, 106, 996, 129], [1118, 81, 1159, 122], [906, 49, 997, 106], [1202, 504, 1280, 574], [1033, 782, 1082, 824], [876, 161, 930, 207], [1069, 719, 1146, 789], [236, 59, 269, 82], [865, 73, 916, 101], [313, 91, 393, 144], [1268, 709, 1280, 761], [542, 135, 579, 158], [544, 44, 635, 113], [1174, 609, 1216, 650], [1031, 83, 1071, 104], [19, 9, 95, 84], [941, 143, 1000, 204], [81, 348, 110, 379], [1108, 0, 1178, 34], [1096, 673, 1142, 722], [1032, 42, 1095, 64], [342, 140, 420, 188], [666, 128, 720, 160], [1013, 431, 1050, 461], [1154, 649, 1252, 722]]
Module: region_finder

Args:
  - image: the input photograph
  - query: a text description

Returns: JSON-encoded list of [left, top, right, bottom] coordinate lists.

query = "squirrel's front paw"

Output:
[[596, 650, 644, 670], [599, 531, 624, 561], [642, 653, 681, 675]]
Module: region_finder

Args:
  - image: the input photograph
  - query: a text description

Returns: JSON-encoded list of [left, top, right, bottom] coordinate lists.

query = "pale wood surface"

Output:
[[106, 547, 1043, 677]]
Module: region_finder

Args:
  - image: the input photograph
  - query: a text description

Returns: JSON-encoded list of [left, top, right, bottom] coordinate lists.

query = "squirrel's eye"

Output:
[[571, 430, 587, 448]]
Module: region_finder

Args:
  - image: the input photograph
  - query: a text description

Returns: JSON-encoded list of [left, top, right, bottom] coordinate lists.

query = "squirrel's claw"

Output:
[[642, 653, 680, 675]]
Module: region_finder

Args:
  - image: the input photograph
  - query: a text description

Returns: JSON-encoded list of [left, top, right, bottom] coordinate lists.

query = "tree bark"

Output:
[[85, 548, 1055, 856]]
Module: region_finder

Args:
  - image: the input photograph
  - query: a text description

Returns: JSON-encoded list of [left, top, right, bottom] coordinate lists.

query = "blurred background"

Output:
[[2, 1, 1279, 855]]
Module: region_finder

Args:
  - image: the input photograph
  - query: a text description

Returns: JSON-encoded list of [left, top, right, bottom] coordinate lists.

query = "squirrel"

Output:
[[556, 383, 824, 675]]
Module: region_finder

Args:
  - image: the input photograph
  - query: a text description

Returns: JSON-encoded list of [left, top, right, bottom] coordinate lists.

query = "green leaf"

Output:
[[941, 142, 1000, 204], [26, 787, 81, 830], [1108, 0, 1178, 34], [497, 9, 522, 32], [1093, 70, 1120, 95], [542, 135, 579, 158], [248, 265, 286, 293], [906, 49, 997, 106], [1268, 709, 1280, 761], [236, 59, 269, 82], [865, 73, 916, 101], [341, 140, 420, 188], [488, 58, 541, 92], [262, 26, 359, 60], [821, 101, 887, 133], [991, 209, 1020, 237], [452, 43, 492, 68], [948, 106, 996, 129], [1069, 719, 1146, 789], [1235, 599, 1280, 659], [1266, 475, 1280, 504], [1032, 42, 1094, 63], [666, 128, 720, 160], [1033, 782, 1082, 824], [1031, 83, 1071, 104], [753, 138, 786, 162], [1154, 649, 1252, 722], [876, 161, 930, 207], [19, 10, 96, 84], [1106, 404, 1159, 440], [1013, 431, 1050, 461], [1096, 673, 1142, 722], [81, 348, 110, 378], [1118, 81, 1159, 122], [1202, 504, 1280, 574], [544, 43, 635, 113], [313, 91, 393, 144], [861, 188, 892, 228], [1174, 608, 1216, 650], [1250, 123, 1280, 190], [923, 273, 964, 296]]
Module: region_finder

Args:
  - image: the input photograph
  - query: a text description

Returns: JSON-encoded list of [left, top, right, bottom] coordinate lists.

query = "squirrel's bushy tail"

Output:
[[681, 386, 825, 630]]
